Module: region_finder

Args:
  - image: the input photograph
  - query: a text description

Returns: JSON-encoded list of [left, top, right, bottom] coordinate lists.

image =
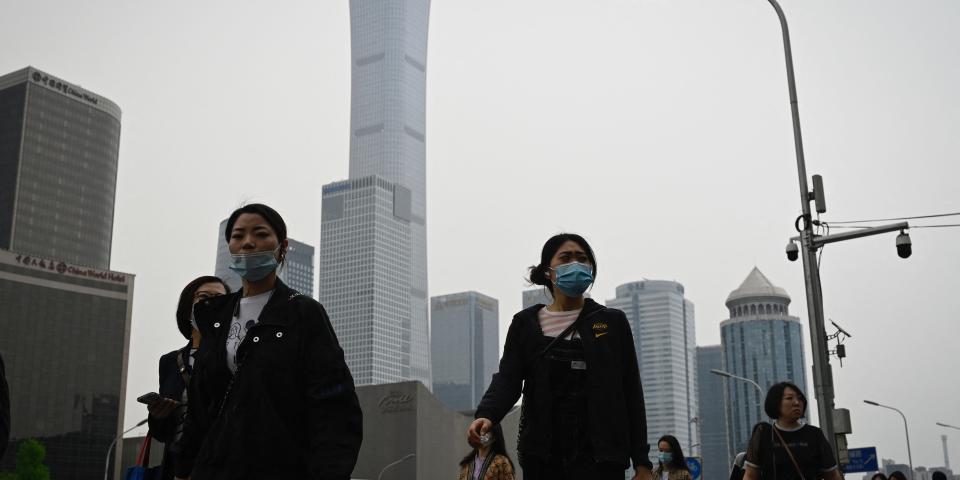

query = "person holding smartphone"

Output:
[[176, 204, 362, 480], [144, 275, 230, 480], [468, 233, 653, 480]]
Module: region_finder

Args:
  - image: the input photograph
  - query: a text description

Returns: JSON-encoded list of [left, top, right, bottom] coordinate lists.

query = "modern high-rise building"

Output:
[[522, 287, 552, 309], [0, 249, 133, 480], [697, 345, 731, 480], [720, 267, 806, 453], [606, 280, 698, 462], [319, 0, 432, 387], [0, 67, 122, 270], [430, 291, 498, 412], [214, 218, 315, 297]]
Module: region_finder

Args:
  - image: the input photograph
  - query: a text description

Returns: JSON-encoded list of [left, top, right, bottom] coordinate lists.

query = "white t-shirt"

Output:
[[226, 290, 272, 373], [538, 307, 582, 338]]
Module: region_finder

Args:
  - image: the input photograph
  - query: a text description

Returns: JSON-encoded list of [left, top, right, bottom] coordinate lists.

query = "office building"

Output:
[[430, 291, 499, 411], [318, 0, 432, 387], [697, 345, 731, 479], [0, 249, 133, 479], [720, 267, 806, 452], [522, 288, 552, 309], [607, 280, 698, 463], [214, 218, 315, 296], [0, 67, 122, 270]]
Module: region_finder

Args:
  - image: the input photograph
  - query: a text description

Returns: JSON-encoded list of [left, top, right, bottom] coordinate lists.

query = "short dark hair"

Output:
[[527, 233, 597, 298], [657, 434, 689, 471], [764, 381, 807, 419], [176, 276, 231, 339], [870, 473, 888, 480], [224, 203, 288, 244], [932, 472, 947, 480], [889, 472, 908, 480]]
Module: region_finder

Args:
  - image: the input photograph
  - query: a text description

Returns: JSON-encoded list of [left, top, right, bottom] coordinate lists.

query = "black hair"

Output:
[[657, 435, 689, 471], [458, 423, 514, 471], [932, 472, 947, 480], [889, 472, 908, 480], [224, 203, 288, 263], [175, 276, 231, 340], [764, 381, 808, 419], [527, 233, 597, 298], [870, 474, 888, 480]]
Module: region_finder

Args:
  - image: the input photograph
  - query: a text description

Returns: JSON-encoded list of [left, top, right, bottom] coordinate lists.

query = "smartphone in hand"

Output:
[[137, 392, 162, 406]]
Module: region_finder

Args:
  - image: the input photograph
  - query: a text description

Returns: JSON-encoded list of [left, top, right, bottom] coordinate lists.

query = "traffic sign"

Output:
[[686, 457, 702, 480], [844, 447, 879, 473]]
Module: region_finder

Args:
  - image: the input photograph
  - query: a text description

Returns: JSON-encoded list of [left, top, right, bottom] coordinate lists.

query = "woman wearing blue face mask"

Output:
[[653, 435, 692, 480], [175, 203, 362, 480], [470, 233, 653, 480]]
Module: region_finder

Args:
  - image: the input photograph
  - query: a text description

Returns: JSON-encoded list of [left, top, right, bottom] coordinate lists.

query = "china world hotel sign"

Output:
[[13, 253, 127, 284], [31, 71, 100, 106]]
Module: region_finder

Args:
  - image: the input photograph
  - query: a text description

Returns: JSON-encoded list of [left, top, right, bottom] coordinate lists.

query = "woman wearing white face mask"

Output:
[[175, 203, 362, 480], [468, 234, 653, 480]]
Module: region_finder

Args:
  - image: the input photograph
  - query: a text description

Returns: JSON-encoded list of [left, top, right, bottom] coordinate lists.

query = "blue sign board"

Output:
[[686, 457, 702, 480], [844, 447, 879, 473]]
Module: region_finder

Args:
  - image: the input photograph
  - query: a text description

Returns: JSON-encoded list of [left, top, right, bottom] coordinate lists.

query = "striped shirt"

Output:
[[538, 307, 582, 338]]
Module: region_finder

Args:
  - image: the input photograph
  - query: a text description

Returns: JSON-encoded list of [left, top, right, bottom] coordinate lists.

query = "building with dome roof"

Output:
[[720, 267, 807, 454]]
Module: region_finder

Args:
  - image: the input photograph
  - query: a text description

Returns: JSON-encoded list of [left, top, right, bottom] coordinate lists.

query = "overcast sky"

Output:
[[3, 0, 959, 469]]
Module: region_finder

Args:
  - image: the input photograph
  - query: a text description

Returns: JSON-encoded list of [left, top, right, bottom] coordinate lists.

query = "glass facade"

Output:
[[606, 280, 698, 465], [430, 291, 499, 412], [0, 249, 133, 480], [720, 268, 807, 453], [697, 345, 731, 480], [339, 0, 432, 386], [0, 68, 121, 270]]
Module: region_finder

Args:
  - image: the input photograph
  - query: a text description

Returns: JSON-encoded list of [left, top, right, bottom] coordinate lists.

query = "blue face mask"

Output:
[[659, 452, 673, 464], [229, 246, 280, 282], [552, 262, 594, 297]]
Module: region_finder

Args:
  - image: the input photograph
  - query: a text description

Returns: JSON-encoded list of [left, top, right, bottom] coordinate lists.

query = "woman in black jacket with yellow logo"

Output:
[[469, 233, 653, 480], [175, 204, 362, 480]]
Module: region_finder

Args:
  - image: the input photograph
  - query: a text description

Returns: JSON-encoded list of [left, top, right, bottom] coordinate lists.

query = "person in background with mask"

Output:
[[469, 233, 653, 480], [147, 276, 230, 480], [458, 423, 516, 480], [175, 204, 362, 480], [652, 435, 692, 480]]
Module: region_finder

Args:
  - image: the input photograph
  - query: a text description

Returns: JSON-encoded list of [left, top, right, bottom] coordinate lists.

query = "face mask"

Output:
[[229, 246, 280, 282], [552, 262, 594, 297], [189, 312, 198, 331], [659, 452, 673, 464]]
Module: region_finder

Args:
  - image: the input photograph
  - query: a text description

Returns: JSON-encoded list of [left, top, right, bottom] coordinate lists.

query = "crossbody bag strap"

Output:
[[772, 425, 807, 480], [536, 308, 603, 359], [176, 349, 191, 386]]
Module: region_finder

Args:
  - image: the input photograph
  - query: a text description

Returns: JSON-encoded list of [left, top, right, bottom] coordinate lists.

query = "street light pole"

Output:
[[937, 422, 960, 431], [103, 418, 148, 480], [377, 453, 415, 480], [760, 0, 838, 452], [710, 369, 764, 397], [865, 400, 914, 480]]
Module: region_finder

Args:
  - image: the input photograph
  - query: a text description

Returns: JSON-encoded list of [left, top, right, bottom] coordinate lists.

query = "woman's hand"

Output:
[[467, 418, 492, 447], [632, 466, 653, 480], [147, 398, 179, 419]]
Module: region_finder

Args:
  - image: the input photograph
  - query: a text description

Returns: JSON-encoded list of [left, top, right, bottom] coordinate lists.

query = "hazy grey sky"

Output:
[[3, 0, 958, 468]]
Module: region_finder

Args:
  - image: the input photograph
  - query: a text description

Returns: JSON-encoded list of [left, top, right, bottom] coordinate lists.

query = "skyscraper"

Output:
[[430, 291, 498, 412], [0, 67, 122, 270], [215, 218, 315, 297], [0, 249, 133, 480], [697, 345, 731, 480], [522, 287, 552, 309], [720, 267, 806, 453], [606, 280, 698, 461], [319, 0, 432, 387]]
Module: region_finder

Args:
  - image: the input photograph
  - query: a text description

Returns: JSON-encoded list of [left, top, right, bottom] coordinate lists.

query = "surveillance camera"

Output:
[[785, 241, 799, 262], [896, 231, 912, 259]]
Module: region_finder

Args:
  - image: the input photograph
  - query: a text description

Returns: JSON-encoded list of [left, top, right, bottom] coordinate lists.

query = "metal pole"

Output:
[[711, 369, 764, 397], [865, 401, 914, 480], [377, 453, 415, 480], [104, 418, 148, 480], [762, 0, 837, 450]]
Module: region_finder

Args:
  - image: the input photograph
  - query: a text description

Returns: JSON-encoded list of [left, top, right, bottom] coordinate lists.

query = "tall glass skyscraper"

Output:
[[607, 280, 698, 462], [0, 67, 122, 270], [319, 0, 432, 387], [214, 218, 315, 297], [430, 291, 498, 412], [0, 249, 133, 480], [720, 267, 806, 453], [697, 345, 731, 480]]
